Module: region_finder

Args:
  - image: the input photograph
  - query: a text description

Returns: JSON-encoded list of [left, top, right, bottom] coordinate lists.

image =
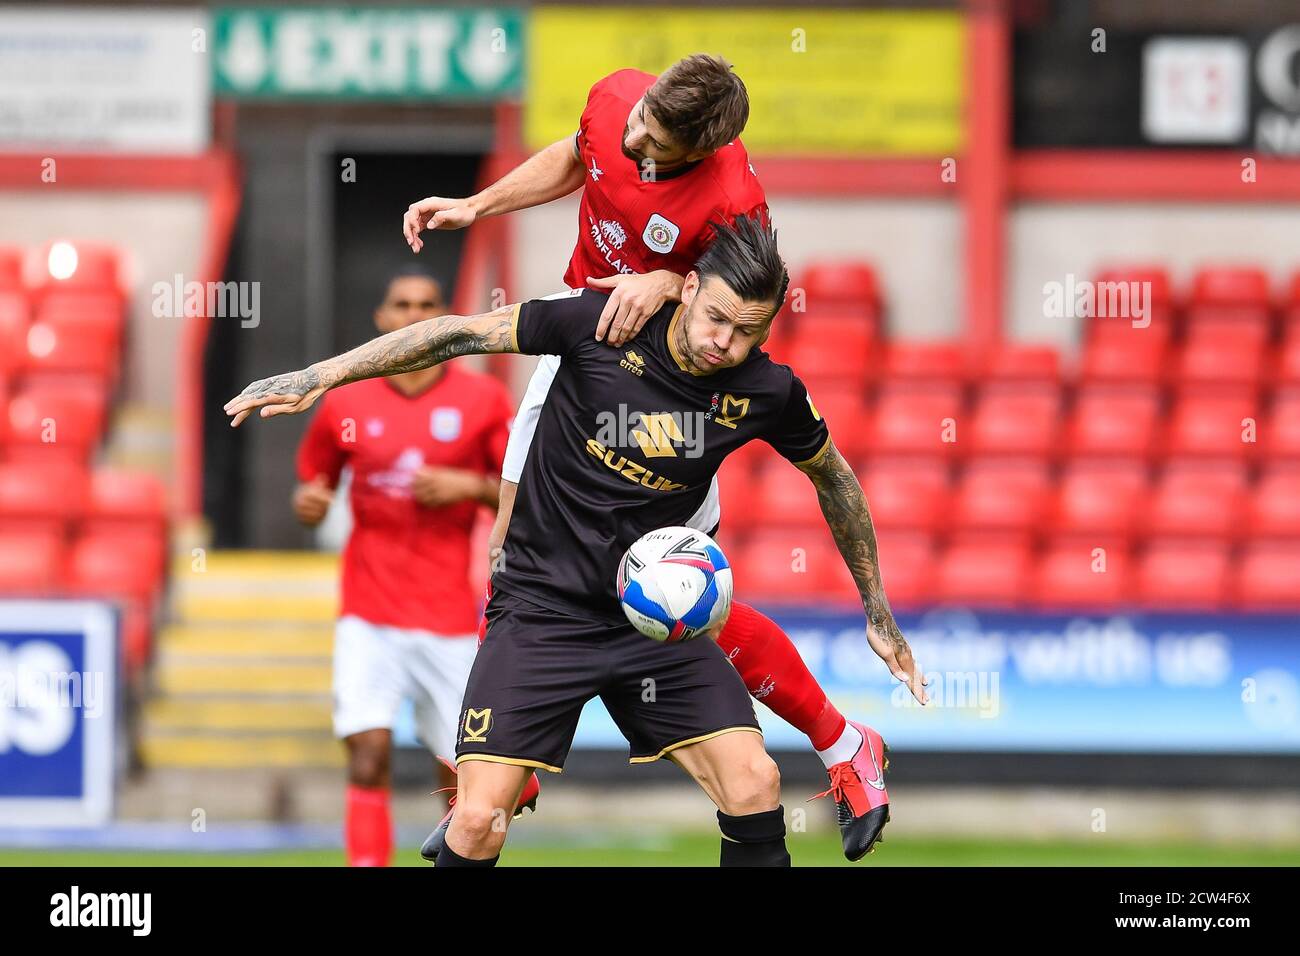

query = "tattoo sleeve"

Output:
[[314, 305, 518, 390], [798, 441, 908, 654]]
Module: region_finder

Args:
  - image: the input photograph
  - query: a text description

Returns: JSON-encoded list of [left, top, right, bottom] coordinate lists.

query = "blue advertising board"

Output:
[[0, 601, 117, 826], [564, 609, 1300, 754]]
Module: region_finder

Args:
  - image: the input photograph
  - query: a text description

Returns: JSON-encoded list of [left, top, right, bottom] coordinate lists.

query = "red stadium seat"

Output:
[[860, 458, 950, 532], [1186, 267, 1273, 339], [66, 530, 166, 603], [797, 261, 880, 311], [1137, 540, 1232, 610], [1234, 543, 1300, 610], [787, 327, 873, 384], [935, 539, 1032, 607], [802, 386, 870, 458], [1052, 460, 1149, 540], [1089, 267, 1175, 333], [734, 530, 857, 603], [1259, 392, 1300, 461], [875, 530, 935, 608], [1064, 386, 1161, 459], [1246, 468, 1300, 538], [1078, 329, 1167, 384], [753, 462, 823, 528], [0, 291, 29, 374], [5, 385, 107, 461], [0, 530, 64, 594], [796, 304, 881, 344], [715, 454, 753, 517], [1032, 540, 1133, 610], [1276, 336, 1300, 388], [0, 247, 23, 289], [1144, 462, 1247, 540], [974, 344, 1061, 384], [1175, 327, 1266, 387], [870, 384, 964, 457], [36, 290, 125, 341], [31, 241, 122, 296], [883, 341, 967, 384], [0, 461, 87, 534], [22, 317, 120, 382], [1285, 270, 1300, 333], [951, 460, 1051, 535], [1163, 393, 1258, 460], [1189, 266, 1271, 309], [966, 387, 1060, 457], [85, 469, 168, 537]]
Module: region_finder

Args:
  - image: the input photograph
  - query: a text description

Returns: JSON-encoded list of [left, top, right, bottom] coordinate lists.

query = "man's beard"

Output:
[[620, 130, 644, 164]]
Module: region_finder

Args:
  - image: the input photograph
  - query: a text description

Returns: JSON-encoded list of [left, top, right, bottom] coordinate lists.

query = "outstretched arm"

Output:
[[404, 137, 585, 252], [224, 304, 518, 427], [797, 440, 929, 705]]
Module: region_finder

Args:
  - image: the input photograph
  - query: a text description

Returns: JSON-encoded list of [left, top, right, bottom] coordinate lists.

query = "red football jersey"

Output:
[[296, 365, 513, 636], [564, 69, 769, 290]]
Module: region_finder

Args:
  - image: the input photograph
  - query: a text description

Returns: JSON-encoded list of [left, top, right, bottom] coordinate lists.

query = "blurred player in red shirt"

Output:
[[404, 55, 910, 861], [294, 271, 514, 866]]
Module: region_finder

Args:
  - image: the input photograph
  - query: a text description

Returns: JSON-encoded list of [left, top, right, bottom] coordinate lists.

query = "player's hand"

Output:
[[866, 618, 930, 706], [403, 196, 478, 252], [293, 475, 334, 527], [411, 466, 481, 508], [225, 368, 327, 427], [587, 271, 681, 347]]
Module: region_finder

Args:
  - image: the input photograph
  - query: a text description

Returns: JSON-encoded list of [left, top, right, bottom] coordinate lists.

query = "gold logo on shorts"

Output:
[[463, 708, 493, 743]]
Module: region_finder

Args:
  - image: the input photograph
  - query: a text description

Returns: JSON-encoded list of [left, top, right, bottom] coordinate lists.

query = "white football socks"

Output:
[[816, 722, 863, 769]]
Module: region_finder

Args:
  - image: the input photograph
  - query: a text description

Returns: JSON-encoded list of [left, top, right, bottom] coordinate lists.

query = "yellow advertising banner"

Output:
[[525, 7, 964, 156]]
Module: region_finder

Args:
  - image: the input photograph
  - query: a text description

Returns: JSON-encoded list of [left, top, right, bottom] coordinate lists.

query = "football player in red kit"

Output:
[[403, 55, 925, 861], [294, 272, 515, 866]]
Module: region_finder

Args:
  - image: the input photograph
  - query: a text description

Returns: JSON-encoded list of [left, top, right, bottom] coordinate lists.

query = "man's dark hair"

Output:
[[380, 267, 445, 304], [695, 212, 789, 313], [643, 54, 749, 154]]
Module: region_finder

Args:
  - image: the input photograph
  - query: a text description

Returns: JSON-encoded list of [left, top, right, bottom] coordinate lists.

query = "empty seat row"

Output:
[[728, 531, 1299, 611]]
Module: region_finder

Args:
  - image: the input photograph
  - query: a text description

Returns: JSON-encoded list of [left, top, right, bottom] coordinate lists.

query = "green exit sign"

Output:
[[213, 7, 523, 99]]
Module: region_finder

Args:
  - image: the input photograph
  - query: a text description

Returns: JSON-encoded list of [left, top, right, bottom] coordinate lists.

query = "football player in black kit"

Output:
[[226, 214, 928, 867]]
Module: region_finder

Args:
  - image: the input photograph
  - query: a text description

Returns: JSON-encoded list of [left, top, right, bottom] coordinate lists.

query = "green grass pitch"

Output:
[[1, 833, 1294, 867]]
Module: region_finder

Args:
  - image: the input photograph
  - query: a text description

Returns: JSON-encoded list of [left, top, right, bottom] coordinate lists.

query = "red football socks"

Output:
[[716, 601, 847, 752], [345, 784, 393, 867]]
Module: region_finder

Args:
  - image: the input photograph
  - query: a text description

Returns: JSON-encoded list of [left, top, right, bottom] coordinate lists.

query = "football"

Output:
[[616, 526, 734, 643]]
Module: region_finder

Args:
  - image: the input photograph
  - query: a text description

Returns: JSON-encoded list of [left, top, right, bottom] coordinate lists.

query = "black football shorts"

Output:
[[455, 587, 761, 773]]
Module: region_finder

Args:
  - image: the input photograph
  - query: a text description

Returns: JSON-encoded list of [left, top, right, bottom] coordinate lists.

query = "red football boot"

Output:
[[809, 720, 891, 861]]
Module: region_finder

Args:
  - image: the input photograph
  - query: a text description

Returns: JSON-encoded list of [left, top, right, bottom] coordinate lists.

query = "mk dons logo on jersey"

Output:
[[620, 349, 646, 376], [643, 213, 680, 254], [712, 394, 751, 430], [462, 708, 492, 743]]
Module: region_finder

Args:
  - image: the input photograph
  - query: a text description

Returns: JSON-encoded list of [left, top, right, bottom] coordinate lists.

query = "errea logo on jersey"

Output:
[[620, 350, 646, 376], [643, 213, 680, 254]]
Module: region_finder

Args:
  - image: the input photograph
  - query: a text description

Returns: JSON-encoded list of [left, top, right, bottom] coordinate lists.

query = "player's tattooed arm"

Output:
[[798, 441, 929, 705], [224, 305, 519, 427]]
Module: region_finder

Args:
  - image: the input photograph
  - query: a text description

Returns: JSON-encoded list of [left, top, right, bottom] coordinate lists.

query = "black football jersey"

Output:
[[496, 289, 830, 624]]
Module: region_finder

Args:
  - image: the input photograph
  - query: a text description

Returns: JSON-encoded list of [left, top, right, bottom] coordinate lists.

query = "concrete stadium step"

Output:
[[159, 624, 333, 658], [140, 734, 344, 770], [145, 697, 332, 733], [168, 551, 340, 625], [141, 550, 343, 771], [154, 660, 332, 695]]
